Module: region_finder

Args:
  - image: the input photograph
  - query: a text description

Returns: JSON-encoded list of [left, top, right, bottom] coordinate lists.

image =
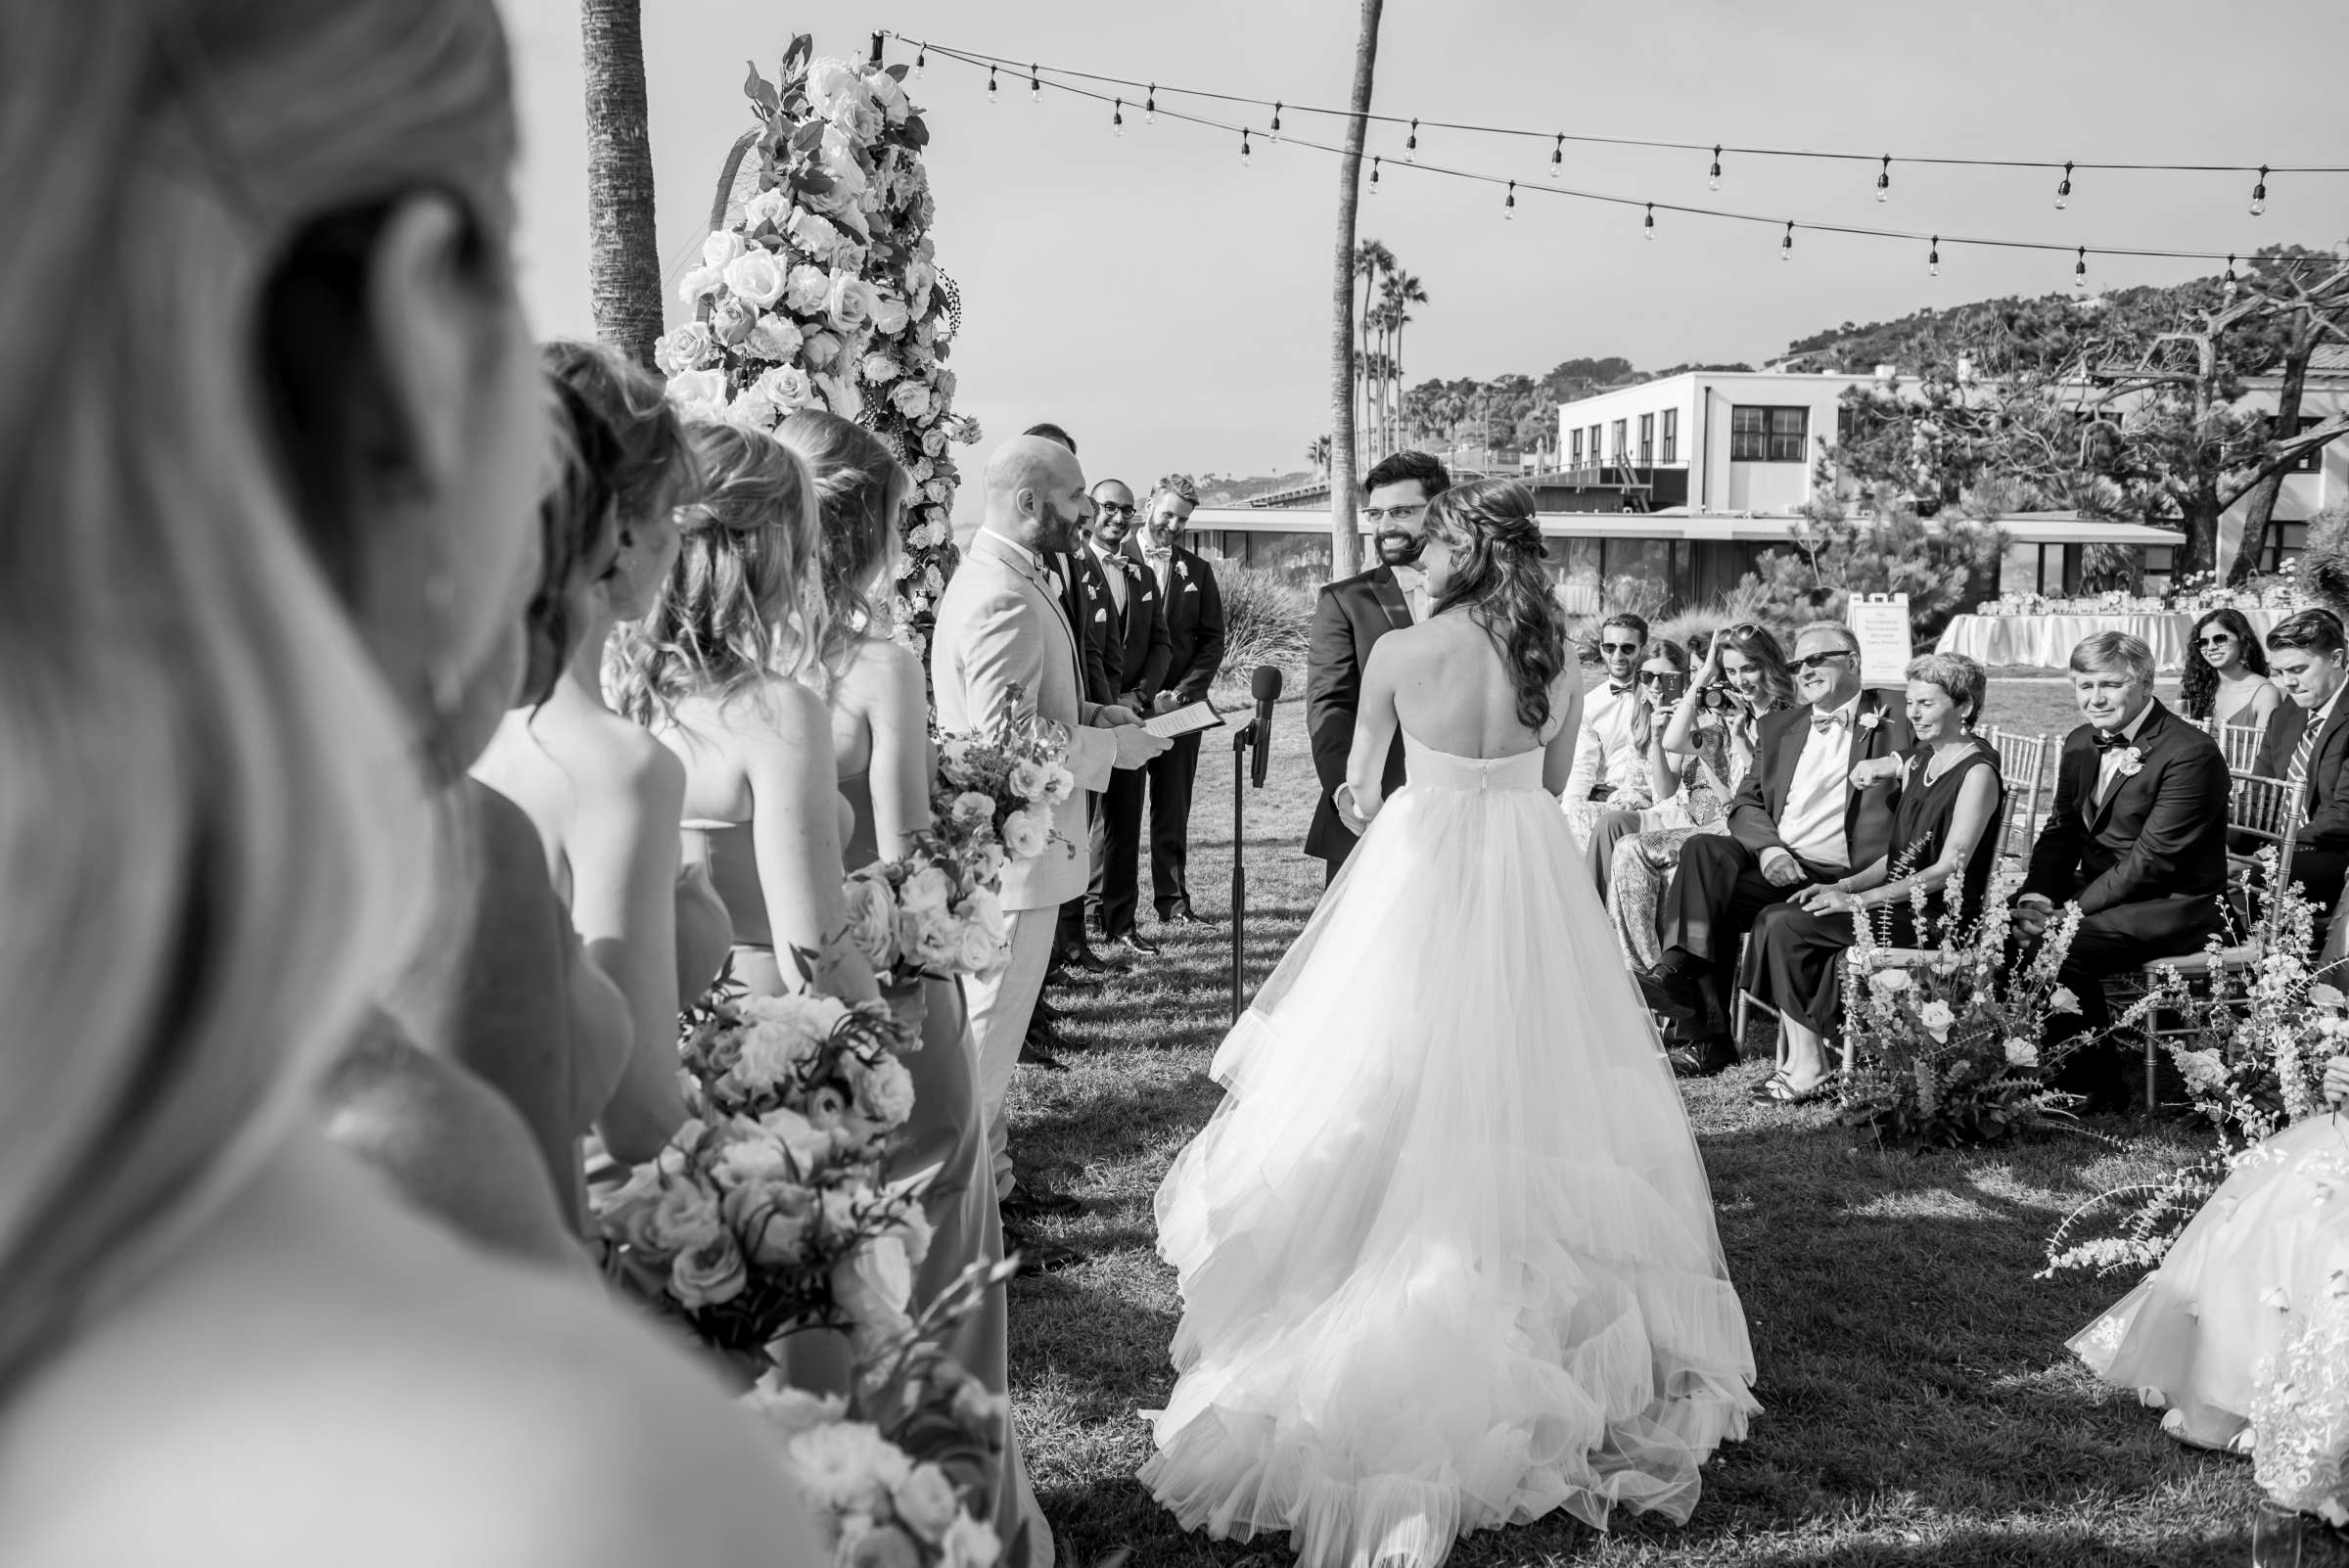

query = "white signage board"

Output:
[[1846, 592, 1912, 687]]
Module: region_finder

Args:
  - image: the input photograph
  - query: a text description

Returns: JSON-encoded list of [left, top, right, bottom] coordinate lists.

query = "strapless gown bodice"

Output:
[[1400, 732, 1547, 795]]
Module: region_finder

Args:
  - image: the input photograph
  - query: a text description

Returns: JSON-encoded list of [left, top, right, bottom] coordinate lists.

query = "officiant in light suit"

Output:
[[931, 435, 1171, 1213]]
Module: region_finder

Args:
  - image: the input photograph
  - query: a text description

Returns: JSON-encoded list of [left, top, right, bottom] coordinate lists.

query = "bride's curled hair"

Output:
[[1425, 478, 1570, 734]]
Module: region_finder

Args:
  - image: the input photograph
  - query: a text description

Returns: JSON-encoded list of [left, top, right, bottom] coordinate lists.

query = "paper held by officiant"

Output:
[[1144, 702, 1228, 739]]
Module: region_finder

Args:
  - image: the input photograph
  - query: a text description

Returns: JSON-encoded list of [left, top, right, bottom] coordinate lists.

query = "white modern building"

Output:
[[1555, 367, 1886, 518]]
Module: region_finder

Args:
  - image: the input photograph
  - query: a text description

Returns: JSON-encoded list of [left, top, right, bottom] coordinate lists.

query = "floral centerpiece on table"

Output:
[[2044, 859, 2330, 1278], [1837, 865, 2087, 1150], [657, 35, 977, 657], [593, 971, 928, 1364]]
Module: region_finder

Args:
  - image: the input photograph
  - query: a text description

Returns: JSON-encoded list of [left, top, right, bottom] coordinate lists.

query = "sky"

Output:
[[501, 0, 2349, 497]]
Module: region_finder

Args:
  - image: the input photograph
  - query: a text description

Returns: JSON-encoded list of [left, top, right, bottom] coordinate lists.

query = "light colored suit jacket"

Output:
[[930, 529, 1118, 911]]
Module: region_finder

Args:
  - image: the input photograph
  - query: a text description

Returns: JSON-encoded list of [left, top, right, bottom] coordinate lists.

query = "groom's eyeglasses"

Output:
[[1362, 504, 1427, 524]]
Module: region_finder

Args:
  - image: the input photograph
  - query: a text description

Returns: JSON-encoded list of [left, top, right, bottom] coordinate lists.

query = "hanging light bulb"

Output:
[[2224, 254, 2239, 300], [1708, 144, 1722, 192], [1780, 220, 1793, 261], [2074, 247, 2089, 291], [2054, 160, 2073, 209], [2250, 164, 2269, 217], [1643, 202, 1655, 240], [1875, 154, 1891, 203], [1112, 98, 1124, 137], [1145, 84, 1156, 124], [1028, 65, 1040, 105], [1928, 235, 1941, 278], [1550, 134, 1564, 180], [1369, 156, 1381, 196], [1405, 118, 1418, 162], [1239, 127, 1252, 169], [1503, 180, 1516, 220], [986, 66, 997, 104], [913, 43, 927, 79], [1270, 102, 1282, 143]]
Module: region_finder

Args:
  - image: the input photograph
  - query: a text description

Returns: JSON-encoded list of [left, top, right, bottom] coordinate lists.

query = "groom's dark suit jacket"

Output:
[[2021, 700, 2228, 941], [1304, 564, 1413, 865], [1727, 689, 1913, 873]]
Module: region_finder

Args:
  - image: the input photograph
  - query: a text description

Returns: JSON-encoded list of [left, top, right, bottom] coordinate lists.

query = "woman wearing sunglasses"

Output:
[[2181, 607, 2280, 732], [1590, 624, 1795, 971], [1562, 639, 1687, 852]]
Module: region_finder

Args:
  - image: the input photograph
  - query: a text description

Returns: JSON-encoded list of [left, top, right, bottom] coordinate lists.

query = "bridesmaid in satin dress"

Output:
[[777, 409, 1051, 1568]]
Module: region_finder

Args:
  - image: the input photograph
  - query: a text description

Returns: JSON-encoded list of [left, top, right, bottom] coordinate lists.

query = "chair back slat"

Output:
[[1980, 726, 2050, 860], [2228, 770, 2301, 846], [2219, 723, 2264, 772]]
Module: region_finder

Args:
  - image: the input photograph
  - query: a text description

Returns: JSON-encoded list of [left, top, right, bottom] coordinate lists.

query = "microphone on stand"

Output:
[[1248, 666, 1282, 788], [1231, 665, 1282, 1022]]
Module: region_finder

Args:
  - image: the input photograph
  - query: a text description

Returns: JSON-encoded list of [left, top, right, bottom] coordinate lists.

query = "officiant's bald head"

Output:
[[983, 434, 1090, 555]]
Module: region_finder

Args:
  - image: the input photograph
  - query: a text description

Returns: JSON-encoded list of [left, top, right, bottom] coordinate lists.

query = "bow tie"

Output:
[[1107, 554, 1139, 578], [1608, 681, 1635, 697], [2093, 729, 2134, 752], [1810, 710, 1851, 735], [1141, 546, 1172, 563]]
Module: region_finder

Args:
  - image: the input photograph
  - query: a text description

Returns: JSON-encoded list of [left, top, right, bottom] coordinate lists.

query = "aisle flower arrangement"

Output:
[[657, 35, 977, 655], [593, 971, 928, 1363], [1837, 868, 2085, 1150], [2043, 860, 2330, 1278]]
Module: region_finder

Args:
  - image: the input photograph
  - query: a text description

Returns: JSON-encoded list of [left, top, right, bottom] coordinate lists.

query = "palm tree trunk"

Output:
[[581, 0, 664, 368], [1327, 0, 1384, 581]]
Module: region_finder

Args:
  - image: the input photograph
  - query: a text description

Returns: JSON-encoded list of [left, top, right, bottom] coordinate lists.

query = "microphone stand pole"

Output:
[[1230, 720, 1252, 1025]]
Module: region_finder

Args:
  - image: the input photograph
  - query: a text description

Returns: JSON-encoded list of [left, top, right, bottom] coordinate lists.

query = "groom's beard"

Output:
[[1375, 529, 1424, 568]]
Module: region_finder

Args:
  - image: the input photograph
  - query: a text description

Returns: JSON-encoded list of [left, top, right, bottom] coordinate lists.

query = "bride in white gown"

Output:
[[1140, 479, 1758, 1568]]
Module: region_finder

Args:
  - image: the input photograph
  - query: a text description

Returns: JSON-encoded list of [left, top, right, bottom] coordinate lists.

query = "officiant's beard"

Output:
[[1375, 529, 1424, 568]]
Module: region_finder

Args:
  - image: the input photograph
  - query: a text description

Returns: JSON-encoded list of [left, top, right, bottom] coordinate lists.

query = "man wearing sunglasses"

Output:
[[1643, 621, 1911, 1076], [1560, 614, 1652, 807], [1305, 449, 1451, 884]]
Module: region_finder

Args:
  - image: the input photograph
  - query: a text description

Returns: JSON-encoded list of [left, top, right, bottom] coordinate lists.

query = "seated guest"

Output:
[[2184, 606, 2283, 731], [2249, 609, 2349, 931], [2070, 1053, 2349, 1509], [1564, 638, 1685, 852], [1641, 622, 1912, 1076], [2013, 631, 2230, 1113], [1559, 612, 1652, 816], [1742, 654, 2004, 1103]]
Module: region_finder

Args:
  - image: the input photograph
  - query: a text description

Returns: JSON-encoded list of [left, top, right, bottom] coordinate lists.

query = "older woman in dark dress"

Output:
[[1742, 652, 2005, 1104]]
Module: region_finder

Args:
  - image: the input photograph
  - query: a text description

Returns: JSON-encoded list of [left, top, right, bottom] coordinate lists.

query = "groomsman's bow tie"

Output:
[[2093, 729, 2133, 751], [1607, 680, 1635, 697], [1810, 709, 1851, 735]]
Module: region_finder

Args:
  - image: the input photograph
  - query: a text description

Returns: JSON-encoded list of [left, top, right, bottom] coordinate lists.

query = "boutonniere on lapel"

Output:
[[1174, 558, 1190, 581], [1857, 709, 1882, 733], [2117, 747, 2144, 777]]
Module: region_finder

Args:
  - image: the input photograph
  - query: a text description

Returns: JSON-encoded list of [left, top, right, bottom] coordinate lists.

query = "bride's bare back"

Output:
[[1346, 612, 1584, 812]]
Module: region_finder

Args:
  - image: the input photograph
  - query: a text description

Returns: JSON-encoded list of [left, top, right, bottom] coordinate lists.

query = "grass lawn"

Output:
[[1001, 683, 2263, 1568]]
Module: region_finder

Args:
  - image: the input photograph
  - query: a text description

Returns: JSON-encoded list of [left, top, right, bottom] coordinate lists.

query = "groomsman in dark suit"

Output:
[[2248, 610, 2349, 927], [1643, 622, 1912, 1076], [1304, 449, 1451, 884], [1086, 477, 1173, 953], [2014, 630, 2230, 1111], [1135, 474, 1226, 925]]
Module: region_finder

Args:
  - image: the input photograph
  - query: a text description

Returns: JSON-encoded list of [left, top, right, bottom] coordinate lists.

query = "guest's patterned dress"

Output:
[[1608, 707, 1759, 970]]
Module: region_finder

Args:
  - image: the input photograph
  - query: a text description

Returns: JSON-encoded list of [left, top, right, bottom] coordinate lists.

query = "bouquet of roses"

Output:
[[934, 683, 1078, 869], [1838, 864, 2085, 1149], [594, 984, 930, 1361], [843, 835, 1012, 989]]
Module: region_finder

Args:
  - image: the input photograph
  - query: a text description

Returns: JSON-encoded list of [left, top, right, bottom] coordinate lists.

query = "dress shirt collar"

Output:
[[1807, 691, 1864, 731], [982, 525, 1045, 576]]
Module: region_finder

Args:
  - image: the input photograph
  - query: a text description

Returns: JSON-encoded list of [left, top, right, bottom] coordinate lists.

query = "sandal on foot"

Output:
[[1766, 1075, 1836, 1106]]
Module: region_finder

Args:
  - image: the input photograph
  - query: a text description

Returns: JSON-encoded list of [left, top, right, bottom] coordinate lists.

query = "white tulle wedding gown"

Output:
[[1141, 731, 1759, 1568]]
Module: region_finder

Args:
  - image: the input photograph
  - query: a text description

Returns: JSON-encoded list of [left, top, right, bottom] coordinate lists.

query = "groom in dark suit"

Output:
[[1643, 622, 1912, 1076], [1304, 449, 1451, 884], [2014, 630, 2230, 1111], [2248, 609, 2349, 928]]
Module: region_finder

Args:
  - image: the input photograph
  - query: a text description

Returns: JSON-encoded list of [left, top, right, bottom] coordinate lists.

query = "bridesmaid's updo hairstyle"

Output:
[[611, 422, 822, 725], [1425, 478, 1571, 734], [775, 409, 908, 689], [542, 340, 698, 568], [0, 0, 510, 1379], [521, 374, 623, 706]]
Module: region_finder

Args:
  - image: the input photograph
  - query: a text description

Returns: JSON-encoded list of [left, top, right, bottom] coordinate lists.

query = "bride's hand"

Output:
[[2325, 1054, 2349, 1109]]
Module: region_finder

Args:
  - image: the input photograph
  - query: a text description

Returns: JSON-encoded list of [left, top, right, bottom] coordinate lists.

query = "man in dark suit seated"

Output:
[[1304, 449, 1451, 885], [1134, 474, 1227, 927], [2247, 609, 2349, 941], [2013, 630, 2230, 1113], [1640, 622, 1911, 1078]]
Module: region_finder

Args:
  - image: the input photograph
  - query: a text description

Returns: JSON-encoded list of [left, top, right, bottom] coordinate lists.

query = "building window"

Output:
[[1661, 408, 1678, 464], [1569, 428, 1584, 467], [1610, 419, 1628, 459], [1638, 413, 1655, 465], [2295, 414, 2338, 474], [1730, 404, 1809, 462]]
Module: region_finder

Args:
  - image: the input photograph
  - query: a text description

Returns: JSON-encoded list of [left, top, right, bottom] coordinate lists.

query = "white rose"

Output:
[[941, 1515, 1001, 1568], [787, 207, 846, 261], [921, 427, 947, 457], [902, 905, 960, 971], [1917, 999, 1956, 1038], [722, 251, 787, 308], [898, 865, 954, 913], [804, 330, 844, 369], [905, 260, 937, 311], [754, 364, 820, 412], [959, 887, 1008, 942], [870, 291, 910, 336], [833, 1235, 914, 1342], [722, 389, 779, 433], [2004, 1038, 2041, 1068], [890, 381, 932, 421], [653, 321, 714, 375], [758, 1105, 835, 1173], [743, 313, 806, 363], [892, 1464, 960, 1545], [668, 1232, 748, 1308], [850, 1053, 916, 1126], [646, 1181, 724, 1252], [817, 372, 862, 421], [709, 294, 760, 346], [1040, 765, 1076, 804], [950, 791, 994, 826], [2050, 986, 2081, 1015], [784, 1417, 908, 1515], [805, 58, 866, 121], [843, 870, 899, 969], [741, 1373, 848, 1446], [743, 188, 791, 230], [665, 367, 729, 421], [934, 368, 958, 404], [677, 263, 723, 304], [999, 807, 1047, 860], [1867, 967, 1911, 995], [785, 262, 832, 314], [703, 228, 747, 269], [953, 916, 1004, 977], [864, 69, 911, 125], [860, 351, 901, 384], [826, 273, 878, 335]]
